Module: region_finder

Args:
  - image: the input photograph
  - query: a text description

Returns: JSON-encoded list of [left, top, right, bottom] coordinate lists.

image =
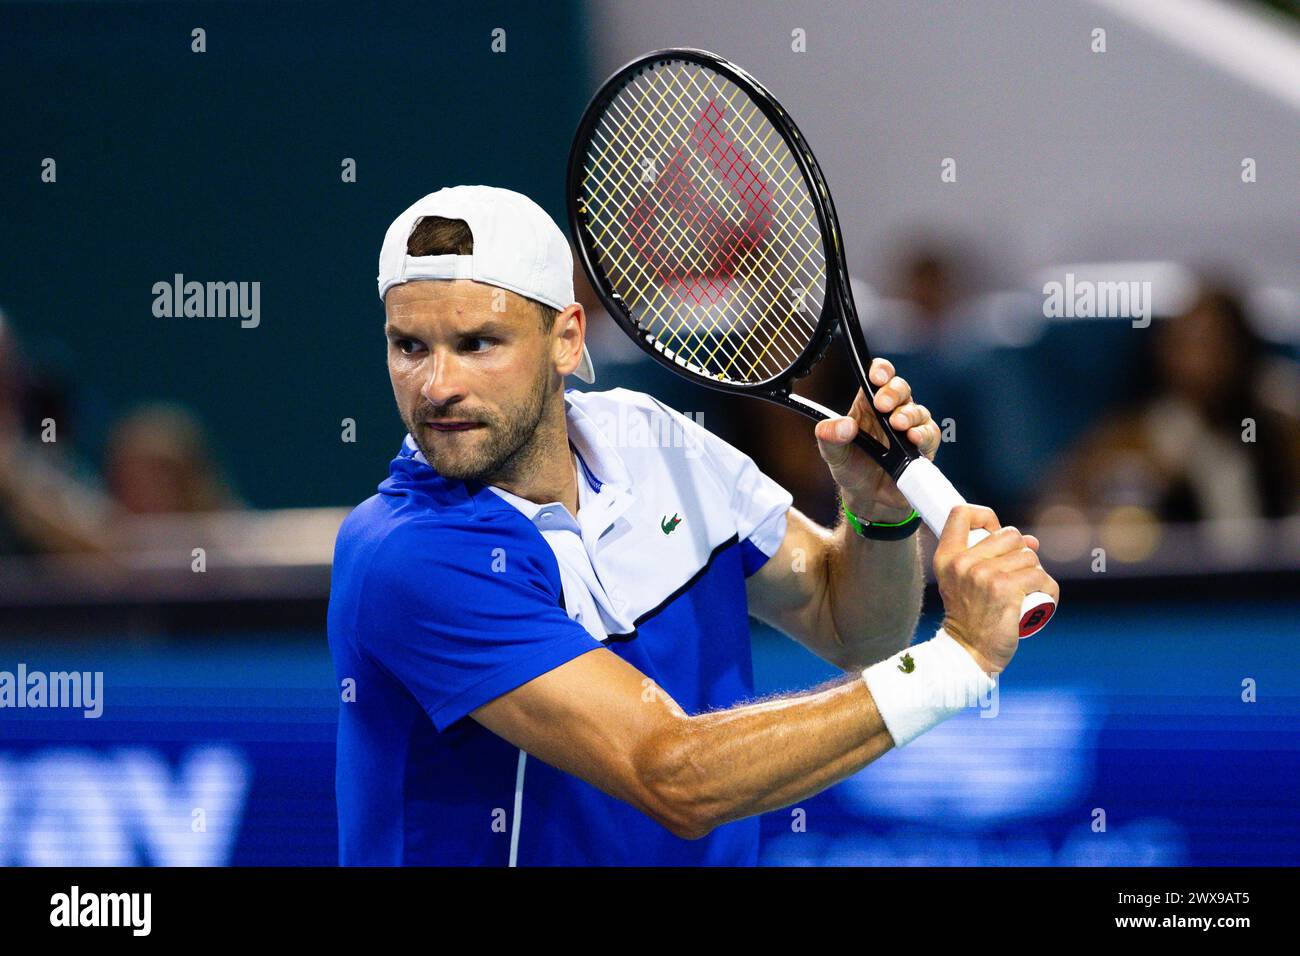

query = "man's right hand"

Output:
[[933, 505, 1059, 675]]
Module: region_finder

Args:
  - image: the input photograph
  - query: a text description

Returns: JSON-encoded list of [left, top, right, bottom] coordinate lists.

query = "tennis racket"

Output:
[[566, 48, 1055, 637]]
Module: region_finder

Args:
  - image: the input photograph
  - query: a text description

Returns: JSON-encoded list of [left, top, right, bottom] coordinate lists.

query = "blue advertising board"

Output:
[[1, 597, 1295, 866]]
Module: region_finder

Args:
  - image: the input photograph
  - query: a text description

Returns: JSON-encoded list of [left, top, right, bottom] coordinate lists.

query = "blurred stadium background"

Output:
[[1, 0, 1297, 865]]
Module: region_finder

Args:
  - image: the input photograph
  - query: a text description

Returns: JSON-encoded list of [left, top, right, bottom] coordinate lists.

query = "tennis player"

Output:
[[327, 185, 1058, 865]]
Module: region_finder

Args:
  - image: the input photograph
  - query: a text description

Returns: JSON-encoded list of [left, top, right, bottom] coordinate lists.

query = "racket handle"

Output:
[[895, 457, 1056, 638]]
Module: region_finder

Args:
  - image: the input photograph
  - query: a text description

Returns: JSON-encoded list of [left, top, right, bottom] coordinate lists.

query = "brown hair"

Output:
[[406, 217, 557, 332]]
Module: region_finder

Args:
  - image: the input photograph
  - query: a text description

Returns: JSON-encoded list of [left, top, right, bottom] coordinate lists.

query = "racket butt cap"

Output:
[[1018, 595, 1056, 638]]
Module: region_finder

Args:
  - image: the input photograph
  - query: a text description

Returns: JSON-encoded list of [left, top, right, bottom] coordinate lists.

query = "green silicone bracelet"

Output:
[[842, 502, 921, 540]]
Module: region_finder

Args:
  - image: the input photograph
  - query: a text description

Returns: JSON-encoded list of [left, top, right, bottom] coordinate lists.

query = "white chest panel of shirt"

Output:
[[547, 456, 632, 641], [487, 388, 792, 643]]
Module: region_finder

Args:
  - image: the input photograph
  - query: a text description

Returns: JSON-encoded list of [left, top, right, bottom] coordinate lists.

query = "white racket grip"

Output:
[[895, 457, 1056, 637]]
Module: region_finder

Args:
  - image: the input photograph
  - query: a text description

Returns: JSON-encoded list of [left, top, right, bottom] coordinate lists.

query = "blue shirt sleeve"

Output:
[[356, 516, 603, 731], [738, 538, 774, 577]]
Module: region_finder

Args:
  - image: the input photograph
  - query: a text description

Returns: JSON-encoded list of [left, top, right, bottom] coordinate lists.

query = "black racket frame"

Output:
[[567, 47, 921, 482]]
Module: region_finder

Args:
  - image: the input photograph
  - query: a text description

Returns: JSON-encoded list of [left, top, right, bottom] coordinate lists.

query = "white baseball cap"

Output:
[[377, 185, 595, 384]]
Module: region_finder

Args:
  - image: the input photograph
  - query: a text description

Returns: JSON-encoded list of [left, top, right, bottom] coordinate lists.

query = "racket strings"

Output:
[[592, 73, 821, 377], [662, 69, 825, 375], [590, 68, 821, 377], [590, 66, 821, 374], [577, 60, 828, 384], [591, 69, 821, 300], [589, 92, 817, 378]]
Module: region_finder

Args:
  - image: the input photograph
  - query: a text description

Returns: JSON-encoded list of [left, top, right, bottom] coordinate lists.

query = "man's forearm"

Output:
[[647, 673, 895, 837], [823, 500, 924, 668]]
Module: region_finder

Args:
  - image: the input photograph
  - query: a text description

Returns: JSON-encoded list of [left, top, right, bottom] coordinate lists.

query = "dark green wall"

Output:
[[0, 1, 588, 507]]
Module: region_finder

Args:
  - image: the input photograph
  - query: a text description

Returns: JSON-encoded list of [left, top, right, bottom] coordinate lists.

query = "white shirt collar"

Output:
[[486, 391, 635, 549]]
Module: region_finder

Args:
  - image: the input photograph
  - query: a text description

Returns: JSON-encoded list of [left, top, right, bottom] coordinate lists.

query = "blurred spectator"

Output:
[[857, 243, 1039, 513], [857, 245, 973, 355], [104, 403, 241, 514], [0, 312, 113, 556], [906, 250, 953, 320], [2, 308, 242, 560], [1033, 283, 1300, 542]]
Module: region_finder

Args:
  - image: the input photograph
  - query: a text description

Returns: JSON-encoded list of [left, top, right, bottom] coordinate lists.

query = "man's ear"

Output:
[[553, 303, 587, 376]]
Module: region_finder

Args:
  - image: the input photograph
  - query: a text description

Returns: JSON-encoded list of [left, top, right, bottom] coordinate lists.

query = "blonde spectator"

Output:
[[104, 403, 241, 514]]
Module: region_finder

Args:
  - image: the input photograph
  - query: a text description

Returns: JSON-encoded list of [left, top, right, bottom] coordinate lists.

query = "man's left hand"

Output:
[[813, 357, 941, 520]]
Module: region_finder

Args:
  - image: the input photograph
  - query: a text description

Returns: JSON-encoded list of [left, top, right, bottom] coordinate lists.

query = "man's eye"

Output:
[[461, 337, 497, 353], [395, 338, 424, 355]]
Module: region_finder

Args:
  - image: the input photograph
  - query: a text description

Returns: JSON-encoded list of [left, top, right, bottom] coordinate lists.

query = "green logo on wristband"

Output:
[[897, 653, 915, 674]]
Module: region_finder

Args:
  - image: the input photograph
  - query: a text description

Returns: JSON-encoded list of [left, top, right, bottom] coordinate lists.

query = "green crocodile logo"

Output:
[[897, 653, 915, 674], [661, 513, 683, 535]]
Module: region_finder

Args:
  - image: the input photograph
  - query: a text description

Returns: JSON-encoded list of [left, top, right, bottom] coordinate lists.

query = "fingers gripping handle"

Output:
[[967, 530, 1056, 638], [895, 457, 1056, 638]]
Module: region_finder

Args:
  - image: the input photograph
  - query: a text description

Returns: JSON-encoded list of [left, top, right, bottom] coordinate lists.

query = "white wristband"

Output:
[[861, 627, 997, 748]]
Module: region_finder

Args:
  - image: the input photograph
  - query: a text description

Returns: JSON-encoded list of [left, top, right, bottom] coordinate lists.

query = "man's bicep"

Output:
[[470, 647, 686, 817], [746, 506, 846, 666]]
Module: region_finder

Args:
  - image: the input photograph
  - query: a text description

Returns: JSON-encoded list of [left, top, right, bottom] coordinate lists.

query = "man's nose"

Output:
[[420, 350, 468, 406]]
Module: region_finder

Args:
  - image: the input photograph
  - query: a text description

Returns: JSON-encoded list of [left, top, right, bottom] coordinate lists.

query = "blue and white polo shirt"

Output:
[[327, 387, 792, 865]]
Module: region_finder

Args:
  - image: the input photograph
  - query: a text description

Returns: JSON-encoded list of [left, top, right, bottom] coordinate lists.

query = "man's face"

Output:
[[385, 280, 552, 482]]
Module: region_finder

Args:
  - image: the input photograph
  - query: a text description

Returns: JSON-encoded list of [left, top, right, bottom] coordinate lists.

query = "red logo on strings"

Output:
[[627, 100, 774, 303]]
